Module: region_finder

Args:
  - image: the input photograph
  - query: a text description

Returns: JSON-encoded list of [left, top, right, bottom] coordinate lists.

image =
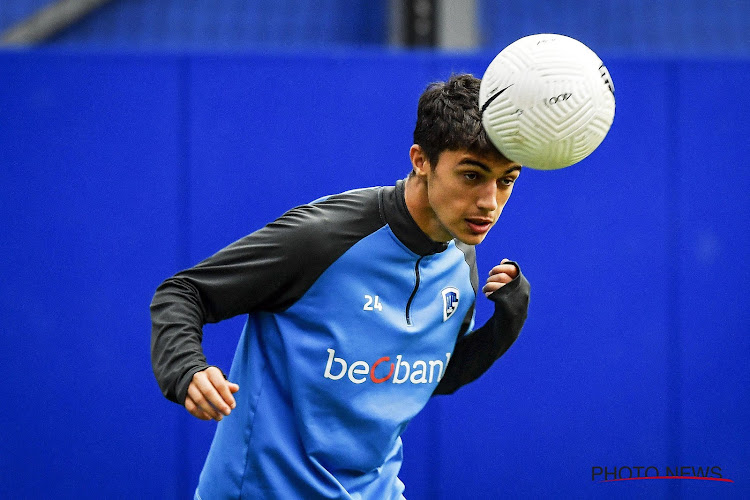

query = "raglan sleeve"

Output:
[[150, 210, 315, 405], [432, 261, 530, 395]]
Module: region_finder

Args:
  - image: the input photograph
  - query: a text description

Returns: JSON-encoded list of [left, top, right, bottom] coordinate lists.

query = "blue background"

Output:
[[1, 48, 748, 499]]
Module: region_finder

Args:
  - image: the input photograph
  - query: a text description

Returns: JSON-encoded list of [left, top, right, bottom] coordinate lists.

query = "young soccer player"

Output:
[[151, 73, 530, 499]]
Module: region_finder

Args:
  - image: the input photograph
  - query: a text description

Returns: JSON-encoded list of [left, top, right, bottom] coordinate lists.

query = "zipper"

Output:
[[405, 256, 424, 326]]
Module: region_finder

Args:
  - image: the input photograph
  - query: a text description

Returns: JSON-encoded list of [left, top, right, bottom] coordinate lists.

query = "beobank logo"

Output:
[[324, 348, 451, 385]]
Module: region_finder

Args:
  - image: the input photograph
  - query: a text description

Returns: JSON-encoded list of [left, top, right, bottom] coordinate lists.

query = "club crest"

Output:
[[441, 287, 460, 322]]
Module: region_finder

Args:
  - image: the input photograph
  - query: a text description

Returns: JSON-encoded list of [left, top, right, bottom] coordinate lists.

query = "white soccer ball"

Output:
[[479, 34, 615, 170]]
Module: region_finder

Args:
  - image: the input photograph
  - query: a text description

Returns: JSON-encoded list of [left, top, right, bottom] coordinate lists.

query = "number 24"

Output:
[[363, 295, 383, 311]]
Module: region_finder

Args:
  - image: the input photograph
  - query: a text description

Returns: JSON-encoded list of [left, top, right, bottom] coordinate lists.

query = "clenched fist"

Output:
[[185, 366, 240, 421], [482, 259, 518, 297]]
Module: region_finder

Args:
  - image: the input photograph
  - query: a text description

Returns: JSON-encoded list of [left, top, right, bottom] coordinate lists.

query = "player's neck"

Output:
[[403, 174, 451, 243]]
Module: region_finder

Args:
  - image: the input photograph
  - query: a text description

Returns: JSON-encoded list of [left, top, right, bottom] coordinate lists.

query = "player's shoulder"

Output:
[[308, 186, 382, 208], [298, 186, 383, 225], [267, 186, 386, 249]]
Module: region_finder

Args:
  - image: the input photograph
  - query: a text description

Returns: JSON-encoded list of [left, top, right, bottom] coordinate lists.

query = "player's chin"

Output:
[[454, 230, 491, 246]]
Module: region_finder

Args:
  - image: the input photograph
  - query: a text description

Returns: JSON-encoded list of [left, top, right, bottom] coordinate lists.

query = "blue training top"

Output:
[[150, 180, 530, 499]]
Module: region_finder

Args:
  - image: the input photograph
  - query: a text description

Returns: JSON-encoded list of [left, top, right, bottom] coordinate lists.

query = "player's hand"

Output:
[[185, 366, 240, 421], [482, 259, 518, 298]]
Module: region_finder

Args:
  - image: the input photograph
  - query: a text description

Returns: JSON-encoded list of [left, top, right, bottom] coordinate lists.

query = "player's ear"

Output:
[[409, 145, 430, 177]]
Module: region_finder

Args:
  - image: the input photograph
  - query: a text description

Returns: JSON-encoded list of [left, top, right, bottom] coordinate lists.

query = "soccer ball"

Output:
[[479, 34, 615, 170]]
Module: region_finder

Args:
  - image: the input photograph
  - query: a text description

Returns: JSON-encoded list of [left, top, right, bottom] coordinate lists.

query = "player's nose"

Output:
[[476, 182, 498, 212]]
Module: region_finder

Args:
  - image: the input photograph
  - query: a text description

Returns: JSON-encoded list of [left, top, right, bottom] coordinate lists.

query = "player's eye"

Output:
[[464, 172, 479, 181]]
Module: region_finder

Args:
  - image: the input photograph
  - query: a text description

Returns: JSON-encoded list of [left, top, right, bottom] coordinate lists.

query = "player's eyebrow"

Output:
[[459, 158, 522, 175], [459, 158, 492, 172]]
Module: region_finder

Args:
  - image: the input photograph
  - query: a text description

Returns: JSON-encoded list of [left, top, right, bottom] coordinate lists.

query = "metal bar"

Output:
[[1, 0, 114, 45], [437, 0, 477, 49]]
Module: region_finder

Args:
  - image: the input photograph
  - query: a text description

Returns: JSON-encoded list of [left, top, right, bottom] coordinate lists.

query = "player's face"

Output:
[[415, 148, 521, 245]]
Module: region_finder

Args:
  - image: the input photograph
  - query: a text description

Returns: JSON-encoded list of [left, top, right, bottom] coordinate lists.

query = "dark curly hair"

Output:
[[412, 73, 501, 167]]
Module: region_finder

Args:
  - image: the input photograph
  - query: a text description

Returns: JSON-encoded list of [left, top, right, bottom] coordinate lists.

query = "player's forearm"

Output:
[[433, 268, 530, 395], [150, 277, 211, 404]]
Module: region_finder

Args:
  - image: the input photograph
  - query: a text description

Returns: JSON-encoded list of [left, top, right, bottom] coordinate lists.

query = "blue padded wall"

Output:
[[1, 49, 748, 499], [0, 51, 185, 498], [674, 61, 750, 498]]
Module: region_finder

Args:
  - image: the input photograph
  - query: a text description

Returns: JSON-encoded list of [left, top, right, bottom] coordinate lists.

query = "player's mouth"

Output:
[[465, 217, 494, 235]]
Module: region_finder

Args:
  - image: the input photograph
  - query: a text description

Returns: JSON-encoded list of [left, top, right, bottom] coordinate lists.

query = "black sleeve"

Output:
[[150, 215, 313, 405], [150, 189, 384, 405], [432, 262, 530, 395]]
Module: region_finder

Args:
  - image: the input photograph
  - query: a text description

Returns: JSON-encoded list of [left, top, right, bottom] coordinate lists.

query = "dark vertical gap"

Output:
[[403, 0, 437, 47], [177, 56, 192, 270], [176, 53, 193, 499], [665, 61, 682, 499]]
